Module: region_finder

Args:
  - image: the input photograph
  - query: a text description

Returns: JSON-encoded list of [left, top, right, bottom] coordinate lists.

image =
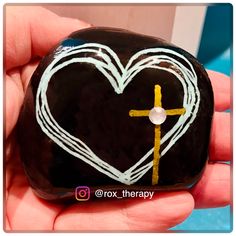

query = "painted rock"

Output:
[[18, 27, 214, 200]]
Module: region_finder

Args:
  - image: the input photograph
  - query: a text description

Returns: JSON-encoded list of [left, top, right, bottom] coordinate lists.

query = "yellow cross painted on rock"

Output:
[[129, 85, 186, 185]]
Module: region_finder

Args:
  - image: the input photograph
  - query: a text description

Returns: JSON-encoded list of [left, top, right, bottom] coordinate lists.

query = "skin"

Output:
[[5, 6, 231, 231]]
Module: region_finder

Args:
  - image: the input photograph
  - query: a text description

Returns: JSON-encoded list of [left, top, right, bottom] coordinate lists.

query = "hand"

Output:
[[5, 6, 231, 231]]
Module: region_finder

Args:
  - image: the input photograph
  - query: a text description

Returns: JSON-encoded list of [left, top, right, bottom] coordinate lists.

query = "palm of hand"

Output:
[[5, 6, 231, 231]]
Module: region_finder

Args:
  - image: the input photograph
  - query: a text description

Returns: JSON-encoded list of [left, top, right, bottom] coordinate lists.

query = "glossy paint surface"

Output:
[[18, 28, 214, 200]]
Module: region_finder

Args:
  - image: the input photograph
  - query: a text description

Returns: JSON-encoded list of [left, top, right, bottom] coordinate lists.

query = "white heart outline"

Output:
[[36, 42, 200, 185]]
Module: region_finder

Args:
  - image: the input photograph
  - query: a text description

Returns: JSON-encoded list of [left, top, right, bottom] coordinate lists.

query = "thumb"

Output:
[[5, 6, 91, 138], [5, 6, 91, 71]]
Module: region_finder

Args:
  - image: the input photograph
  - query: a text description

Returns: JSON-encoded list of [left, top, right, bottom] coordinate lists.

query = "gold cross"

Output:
[[129, 85, 186, 185]]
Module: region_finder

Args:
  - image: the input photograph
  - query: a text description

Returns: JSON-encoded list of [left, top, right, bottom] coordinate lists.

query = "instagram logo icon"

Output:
[[75, 186, 90, 201]]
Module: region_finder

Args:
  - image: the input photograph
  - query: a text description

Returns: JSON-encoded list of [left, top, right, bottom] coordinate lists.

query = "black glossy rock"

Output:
[[18, 27, 214, 200]]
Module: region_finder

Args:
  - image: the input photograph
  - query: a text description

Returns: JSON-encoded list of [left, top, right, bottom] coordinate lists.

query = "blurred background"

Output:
[[44, 3, 232, 232]]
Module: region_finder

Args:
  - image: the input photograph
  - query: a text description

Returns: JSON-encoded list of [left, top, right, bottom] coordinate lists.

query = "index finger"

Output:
[[207, 70, 231, 111]]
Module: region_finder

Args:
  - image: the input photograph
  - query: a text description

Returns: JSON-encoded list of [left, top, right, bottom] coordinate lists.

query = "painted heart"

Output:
[[18, 28, 213, 200], [35, 41, 200, 185]]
